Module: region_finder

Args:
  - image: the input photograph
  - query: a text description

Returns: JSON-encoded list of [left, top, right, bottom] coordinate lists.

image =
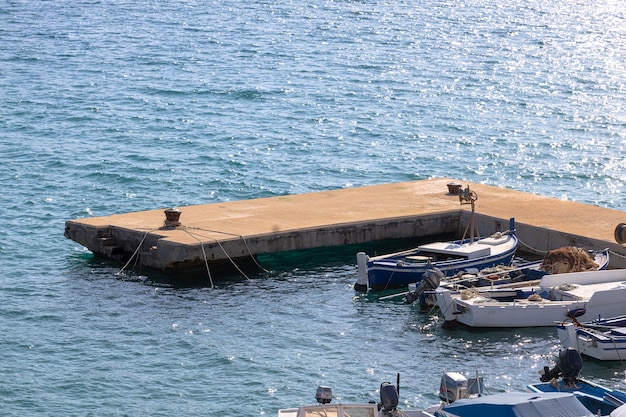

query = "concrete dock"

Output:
[[64, 178, 626, 274]]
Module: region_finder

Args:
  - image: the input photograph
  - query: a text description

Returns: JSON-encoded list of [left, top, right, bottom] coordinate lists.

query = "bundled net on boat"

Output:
[[539, 246, 599, 274]]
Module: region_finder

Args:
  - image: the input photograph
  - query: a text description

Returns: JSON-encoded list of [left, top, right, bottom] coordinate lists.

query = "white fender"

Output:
[[354, 252, 369, 292], [562, 322, 580, 351], [436, 289, 458, 323]]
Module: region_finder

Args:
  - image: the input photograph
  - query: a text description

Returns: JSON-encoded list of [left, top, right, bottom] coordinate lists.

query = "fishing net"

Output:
[[539, 246, 599, 274]]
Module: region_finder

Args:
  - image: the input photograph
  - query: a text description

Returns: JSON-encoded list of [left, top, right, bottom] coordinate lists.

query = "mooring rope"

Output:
[[427, 302, 439, 317], [186, 226, 269, 273], [182, 229, 215, 288], [609, 335, 625, 366], [382, 268, 398, 292], [183, 228, 254, 282], [516, 238, 548, 255], [116, 228, 160, 276], [570, 317, 626, 366], [113, 224, 268, 285]]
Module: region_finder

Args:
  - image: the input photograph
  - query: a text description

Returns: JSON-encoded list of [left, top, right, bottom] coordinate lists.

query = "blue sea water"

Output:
[[1, 0, 626, 415]]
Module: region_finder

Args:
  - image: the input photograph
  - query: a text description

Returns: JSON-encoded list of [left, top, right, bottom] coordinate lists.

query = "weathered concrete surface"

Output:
[[64, 178, 626, 272]]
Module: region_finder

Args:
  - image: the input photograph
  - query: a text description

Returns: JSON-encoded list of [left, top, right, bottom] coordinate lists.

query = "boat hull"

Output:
[[366, 234, 518, 291], [528, 377, 626, 416], [557, 318, 626, 361], [437, 269, 626, 328]]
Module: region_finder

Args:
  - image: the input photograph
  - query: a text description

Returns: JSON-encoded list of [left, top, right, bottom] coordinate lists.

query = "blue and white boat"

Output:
[[528, 347, 626, 415], [557, 315, 626, 361], [437, 247, 609, 289], [355, 218, 518, 292], [431, 391, 599, 417]]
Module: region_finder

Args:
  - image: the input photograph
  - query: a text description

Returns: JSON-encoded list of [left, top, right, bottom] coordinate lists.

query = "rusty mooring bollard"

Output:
[[615, 223, 626, 245], [164, 208, 182, 228], [447, 182, 462, 195]]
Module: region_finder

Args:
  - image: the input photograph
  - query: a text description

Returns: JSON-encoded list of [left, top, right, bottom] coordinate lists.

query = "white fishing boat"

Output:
[[557, 315, 626, 361], [435, 269, 626, 328]]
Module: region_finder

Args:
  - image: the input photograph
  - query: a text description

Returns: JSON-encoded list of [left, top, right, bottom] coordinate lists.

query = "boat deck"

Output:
[[418, 234, 513, 259]]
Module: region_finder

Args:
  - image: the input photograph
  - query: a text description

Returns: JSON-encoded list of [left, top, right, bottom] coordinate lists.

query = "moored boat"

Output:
[[408, 247, 609, 307], [355, 218, 518, 292], [557, 315, 626, 361], [528, 347, 626, 415], [276, 377, 434, 417], [435, 269, 626, 328]]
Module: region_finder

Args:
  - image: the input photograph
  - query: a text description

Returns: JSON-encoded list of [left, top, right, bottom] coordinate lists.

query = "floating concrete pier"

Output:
[[64, 178, 626, 274]]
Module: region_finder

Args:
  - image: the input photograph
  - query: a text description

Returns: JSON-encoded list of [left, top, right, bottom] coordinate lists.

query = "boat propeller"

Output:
[[404, 268, 443, 304], [539, 347, 583, 386]]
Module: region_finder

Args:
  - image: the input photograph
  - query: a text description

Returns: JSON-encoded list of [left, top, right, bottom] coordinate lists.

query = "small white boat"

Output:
[[435, 269, 626, 328], [557, 315, 626, 361], [276, 379, 435, 417]]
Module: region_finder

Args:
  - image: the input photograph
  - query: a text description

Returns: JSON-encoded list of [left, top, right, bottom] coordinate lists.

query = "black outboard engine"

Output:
[[315, 386, 332, 404], [405, 268, 443, 304], [540, 348, 583, 386], [379, 381, 399, 415]]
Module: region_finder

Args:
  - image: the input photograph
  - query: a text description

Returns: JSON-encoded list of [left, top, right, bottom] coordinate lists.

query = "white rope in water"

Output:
[[182, 229, 214, 288], [116, 228, 159, 276], [115, 224, 269, 285], [186, 226, 269, 273], [182, 228, 255, 282]]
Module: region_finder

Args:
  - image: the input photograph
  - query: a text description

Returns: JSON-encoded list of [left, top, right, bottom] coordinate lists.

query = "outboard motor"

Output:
[[439, 372, 468, 403], [405, 268, 443, 304], [540, 348, 583, 386], [379, 381, 399, 415], [315, 386, 332, 404], [438, 371, 484, 403]]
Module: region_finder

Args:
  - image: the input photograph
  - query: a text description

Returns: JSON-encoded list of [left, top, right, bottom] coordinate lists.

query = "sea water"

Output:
[[1, 0, 625, 415]]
